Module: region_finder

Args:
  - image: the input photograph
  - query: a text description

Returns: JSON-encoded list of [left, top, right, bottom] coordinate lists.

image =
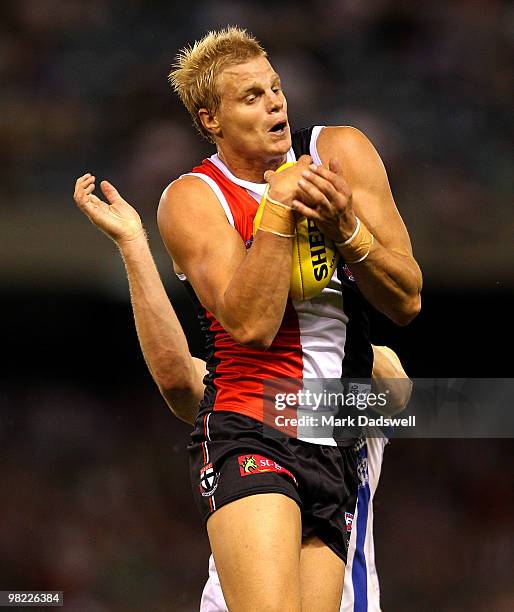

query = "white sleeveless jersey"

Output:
[[200, 434, 387, 612]]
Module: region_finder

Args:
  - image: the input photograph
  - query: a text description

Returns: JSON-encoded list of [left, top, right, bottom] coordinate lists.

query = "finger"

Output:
[[297, 155, 312, 167], [291, 199, 324, 222], [297, 177, 333, 210], [100, 180, 123, 205], [329, 158, 342, 175], [74, 175, 95, 193], [310, 164, 351, 199], [74, 174, 93, 195], [301, 169, 340, 202], [80, 176, 95, 191], [74, 178, 96, 204], [76, 172, 91, 183], [308, 164, 340, 188], [75, 173, 95, 191], [263, 170, 275, 183]]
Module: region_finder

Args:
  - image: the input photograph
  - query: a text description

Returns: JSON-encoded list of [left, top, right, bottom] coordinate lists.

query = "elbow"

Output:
[[154, 367, 194, 396], [382, 381, 413, 416], [231, 325, 275, 351], [237, 332, 274, 351], [373, 379, 413, 417], [158, 378, 195, 398], [392, 294, 421, 327], [154, 368, 197, 415], [158, 382, 198, 425]]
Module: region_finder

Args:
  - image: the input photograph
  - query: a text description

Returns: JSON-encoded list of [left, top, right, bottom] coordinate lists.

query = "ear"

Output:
[[198, 108, 221, 139]]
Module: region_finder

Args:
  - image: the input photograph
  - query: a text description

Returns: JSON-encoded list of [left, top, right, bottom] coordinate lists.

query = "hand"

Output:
[[73, 174, 144, 245], [263, 155, 312, 205], [291, 159, 357, 242]]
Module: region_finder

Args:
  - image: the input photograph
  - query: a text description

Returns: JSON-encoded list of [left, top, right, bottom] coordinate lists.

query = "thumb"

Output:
[[263, 170, 276, 183], [100, 180, 123, 205], [297, 154, 312, 167], [329, 158, 342, 175]]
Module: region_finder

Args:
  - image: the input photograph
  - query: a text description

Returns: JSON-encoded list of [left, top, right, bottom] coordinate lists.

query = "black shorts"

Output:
[[188, 410, 358, 563]]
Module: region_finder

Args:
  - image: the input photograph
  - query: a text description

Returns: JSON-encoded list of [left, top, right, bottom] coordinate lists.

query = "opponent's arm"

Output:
[[371, 345, 412, 415], [292, 127, 422, 326], [157, 158, 311, 350], [73, 174, 204, 423]]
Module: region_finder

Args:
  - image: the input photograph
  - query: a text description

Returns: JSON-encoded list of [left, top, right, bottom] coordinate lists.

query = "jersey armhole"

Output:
[[310, 125, 325, 166]]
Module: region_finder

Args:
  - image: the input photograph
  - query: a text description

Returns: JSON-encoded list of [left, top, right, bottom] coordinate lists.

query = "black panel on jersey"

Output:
[[182, 281, 220, 417], [292, 127, 314, 159], [337, 262, 374, 380]]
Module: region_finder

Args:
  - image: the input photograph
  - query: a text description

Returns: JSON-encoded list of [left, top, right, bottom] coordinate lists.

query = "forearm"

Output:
[[345, 238, 422, 326], [220, 230, 294, 348], [160, 161, 312, 350], [72, 176, 202, 423], [117, 235, 202, 419], [370, 345, 412, 415], [305, 126, 421, 325]]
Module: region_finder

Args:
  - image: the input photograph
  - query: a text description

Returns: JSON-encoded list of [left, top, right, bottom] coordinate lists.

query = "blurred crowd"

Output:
[[1, 382, 207, 611], [1, 0, 512, 287]]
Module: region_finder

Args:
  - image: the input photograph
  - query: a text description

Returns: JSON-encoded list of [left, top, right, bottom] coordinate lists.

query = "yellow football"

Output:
[[254, 161, 339, 300]]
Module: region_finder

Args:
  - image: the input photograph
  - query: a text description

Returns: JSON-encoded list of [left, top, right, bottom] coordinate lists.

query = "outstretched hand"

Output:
[[73, 174, 144, 245]]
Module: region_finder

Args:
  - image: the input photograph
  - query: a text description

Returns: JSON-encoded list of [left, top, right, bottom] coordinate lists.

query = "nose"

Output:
[[267, 89, 284, 113]]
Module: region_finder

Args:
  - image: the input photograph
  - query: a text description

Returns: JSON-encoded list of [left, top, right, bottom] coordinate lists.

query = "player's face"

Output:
[[214, 57, 291, 162]]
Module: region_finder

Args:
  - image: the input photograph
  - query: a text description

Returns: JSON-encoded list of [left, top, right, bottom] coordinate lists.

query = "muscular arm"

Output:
[[73, 175, 204, 424], [118, 236, 206, 423], [296, 127, 422, 326], [157, 160, 310, 349]]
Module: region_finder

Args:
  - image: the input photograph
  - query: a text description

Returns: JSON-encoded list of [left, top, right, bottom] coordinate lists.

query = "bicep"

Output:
[[319, 126, 414, 256], [157, 177, 247, 317]]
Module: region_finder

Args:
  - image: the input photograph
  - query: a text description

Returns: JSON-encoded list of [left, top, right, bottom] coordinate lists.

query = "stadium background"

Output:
[[1, 1, 512, 610]]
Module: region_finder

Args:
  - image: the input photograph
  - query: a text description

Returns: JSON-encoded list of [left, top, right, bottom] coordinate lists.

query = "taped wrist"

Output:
[[257, 196, 296, 238], [335, 217, 374, 263]]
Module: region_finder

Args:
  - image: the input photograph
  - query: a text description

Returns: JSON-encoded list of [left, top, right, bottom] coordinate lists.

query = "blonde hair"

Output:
[[169, 27, 267, 142]]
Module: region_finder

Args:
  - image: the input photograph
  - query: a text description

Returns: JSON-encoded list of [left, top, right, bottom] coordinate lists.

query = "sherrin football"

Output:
[[253, 161, 339, 300]]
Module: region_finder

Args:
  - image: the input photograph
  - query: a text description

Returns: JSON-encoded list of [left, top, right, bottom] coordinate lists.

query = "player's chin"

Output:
[[267, 127, 292, 153]]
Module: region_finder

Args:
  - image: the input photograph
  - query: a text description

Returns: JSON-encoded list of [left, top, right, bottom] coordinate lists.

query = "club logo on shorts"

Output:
[[345, 512, 354, 533], [199, 463, 220, 497], [240, 455, 259, 473], [237, 454, 298, 486]]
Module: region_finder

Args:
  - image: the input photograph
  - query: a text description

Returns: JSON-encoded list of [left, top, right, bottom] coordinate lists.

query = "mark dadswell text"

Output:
[[275, 414, 417, 428]]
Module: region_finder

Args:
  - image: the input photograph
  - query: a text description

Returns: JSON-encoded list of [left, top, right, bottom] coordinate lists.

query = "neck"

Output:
[[216, 148, 287, 183]]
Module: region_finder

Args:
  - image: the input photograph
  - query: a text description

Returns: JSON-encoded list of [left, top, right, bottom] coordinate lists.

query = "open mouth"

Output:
[[269, 121, 287, 134]]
